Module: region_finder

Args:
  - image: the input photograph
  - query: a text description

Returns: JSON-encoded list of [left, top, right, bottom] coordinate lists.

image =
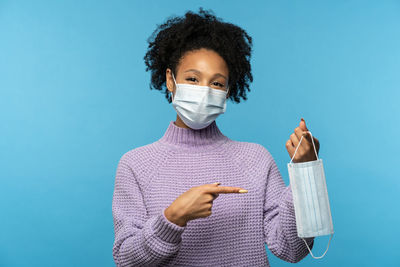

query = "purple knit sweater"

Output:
[[112, 120, 315, 266]]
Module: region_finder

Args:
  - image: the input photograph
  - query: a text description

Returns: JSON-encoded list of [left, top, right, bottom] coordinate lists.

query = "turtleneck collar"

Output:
[[157, 120, 229, 152]]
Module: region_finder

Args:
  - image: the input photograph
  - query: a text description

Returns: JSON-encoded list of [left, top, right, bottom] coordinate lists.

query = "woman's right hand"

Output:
[[164, 182, 248, 227]]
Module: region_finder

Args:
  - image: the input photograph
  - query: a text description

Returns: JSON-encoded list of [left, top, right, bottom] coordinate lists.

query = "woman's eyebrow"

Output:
[[184, 69, 227, 80]]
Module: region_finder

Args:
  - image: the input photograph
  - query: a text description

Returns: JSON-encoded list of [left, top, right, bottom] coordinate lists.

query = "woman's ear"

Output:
[[166, 68, 174, 93]]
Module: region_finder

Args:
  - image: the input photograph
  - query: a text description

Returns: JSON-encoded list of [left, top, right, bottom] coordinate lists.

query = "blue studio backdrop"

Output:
[[1, 1, 399, 266]]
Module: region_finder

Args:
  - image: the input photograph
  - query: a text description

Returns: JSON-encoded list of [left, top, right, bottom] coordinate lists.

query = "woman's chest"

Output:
[[140, 156, 266, 218]]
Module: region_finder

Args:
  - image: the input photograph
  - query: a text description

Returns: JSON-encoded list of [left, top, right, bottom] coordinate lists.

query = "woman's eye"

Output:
[[185, 78, 224, 88], [213, 82, 224, 87], [186, 77, 198, 82]]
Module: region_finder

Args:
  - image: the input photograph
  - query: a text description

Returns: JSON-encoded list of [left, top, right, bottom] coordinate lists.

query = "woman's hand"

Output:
[[286, 118, 320, 163], [164, 182, 247, 227]]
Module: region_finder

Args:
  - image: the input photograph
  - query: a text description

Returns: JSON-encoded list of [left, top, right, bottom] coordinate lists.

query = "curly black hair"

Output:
[[143, 7, 253, 104]]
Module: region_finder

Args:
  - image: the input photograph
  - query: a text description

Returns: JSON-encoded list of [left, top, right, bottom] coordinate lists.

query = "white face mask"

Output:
[[170, 72, 229, 130], [287, 130, 334, 259]]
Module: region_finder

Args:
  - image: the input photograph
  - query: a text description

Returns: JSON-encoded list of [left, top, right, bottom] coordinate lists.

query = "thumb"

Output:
[[300, 117, 308, 132]]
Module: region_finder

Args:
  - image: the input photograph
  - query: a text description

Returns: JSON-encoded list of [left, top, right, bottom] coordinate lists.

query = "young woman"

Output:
[[112, 8, 320, 267]]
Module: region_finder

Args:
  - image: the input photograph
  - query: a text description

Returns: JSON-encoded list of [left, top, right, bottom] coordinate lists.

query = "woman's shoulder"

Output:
[[117, 141, 163, 169], [227, 140, 274, 168], [229, 139, 272, 157]]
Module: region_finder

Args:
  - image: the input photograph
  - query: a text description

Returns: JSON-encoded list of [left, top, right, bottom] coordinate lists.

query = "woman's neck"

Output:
[[173, 115, 190, 129], [157, 118, 229, 152]]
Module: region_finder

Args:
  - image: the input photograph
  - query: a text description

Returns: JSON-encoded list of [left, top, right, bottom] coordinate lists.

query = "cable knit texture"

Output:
[[112, 120, 315, 266]]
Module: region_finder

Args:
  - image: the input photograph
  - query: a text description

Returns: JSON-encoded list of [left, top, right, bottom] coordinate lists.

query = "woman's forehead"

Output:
[[177, 49, 229, 77]]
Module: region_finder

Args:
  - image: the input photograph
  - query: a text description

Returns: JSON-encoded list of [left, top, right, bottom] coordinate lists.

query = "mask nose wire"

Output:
[[171, 71, 230, 100]]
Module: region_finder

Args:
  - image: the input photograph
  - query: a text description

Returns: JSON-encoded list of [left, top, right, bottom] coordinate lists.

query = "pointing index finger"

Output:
[[207, 186, 248, 194]]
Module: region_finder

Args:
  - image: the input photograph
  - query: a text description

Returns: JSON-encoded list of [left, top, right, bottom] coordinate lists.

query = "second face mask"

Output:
[[287, 130, 334, 259]]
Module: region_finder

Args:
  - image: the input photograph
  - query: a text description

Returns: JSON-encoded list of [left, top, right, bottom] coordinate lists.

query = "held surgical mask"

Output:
[[170, 72, 229, 130], [287, 130, 334, 259]]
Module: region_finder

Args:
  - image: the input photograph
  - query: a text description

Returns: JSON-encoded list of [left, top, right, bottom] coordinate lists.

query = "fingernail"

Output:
[[239, 189, 248, 193], [213, 182, 221, 185], [301, 118, 305, 121]]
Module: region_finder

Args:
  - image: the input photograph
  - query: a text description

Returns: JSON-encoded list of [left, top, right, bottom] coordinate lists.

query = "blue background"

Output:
[[1, 1, 399, 266]]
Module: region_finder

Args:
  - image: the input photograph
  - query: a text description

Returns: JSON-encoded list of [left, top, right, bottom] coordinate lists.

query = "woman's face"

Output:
[[166, 48, 230, 98]]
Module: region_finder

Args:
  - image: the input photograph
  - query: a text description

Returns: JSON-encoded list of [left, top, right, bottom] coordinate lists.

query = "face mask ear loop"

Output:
[[302, 233, 333, 259], [171, 72, 177, 101], [289, 130, 319, 164]]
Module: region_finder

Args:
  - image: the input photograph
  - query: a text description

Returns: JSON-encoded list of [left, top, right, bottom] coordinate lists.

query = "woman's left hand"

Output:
[[286, 118, 320, 163]]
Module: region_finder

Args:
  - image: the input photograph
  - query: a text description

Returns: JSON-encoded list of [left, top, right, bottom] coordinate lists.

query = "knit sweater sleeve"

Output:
[[112, 154, 186, 267], [263, 150, 315, 263]]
